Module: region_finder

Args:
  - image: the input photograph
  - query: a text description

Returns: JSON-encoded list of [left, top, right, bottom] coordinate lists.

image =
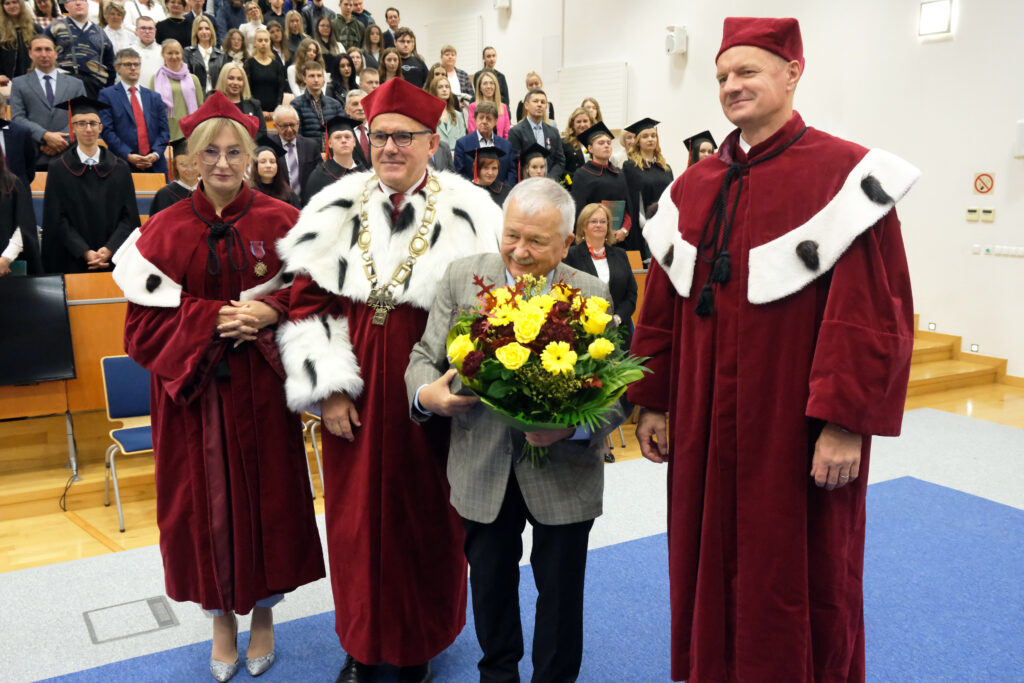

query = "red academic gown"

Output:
[[628, 113, 917, 682], [275, 169, 502, 666], [117, 185, 325, 613]]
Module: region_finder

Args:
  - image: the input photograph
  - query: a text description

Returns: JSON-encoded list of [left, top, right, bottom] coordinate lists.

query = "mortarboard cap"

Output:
[[624, 118, 660, 136], [166, 137, 189, 181], [473, 146, 506, 162], [716, 17, 804, 70], [577, 121, 614, 148], [361, 77, 446, 132], [325, 115, 361, 136], [179, 90, 261, 139], [683, 130, 717, 152], [519, 142, 550, 162], [55, 95, 110, 116]]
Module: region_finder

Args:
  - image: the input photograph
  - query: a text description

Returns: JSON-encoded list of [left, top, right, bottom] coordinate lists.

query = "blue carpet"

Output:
[[41, 477, 1024, 682]]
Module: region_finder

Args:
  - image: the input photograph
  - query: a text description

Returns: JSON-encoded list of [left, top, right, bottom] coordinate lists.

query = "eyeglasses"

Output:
[[72, 120, 101, 129], [199, 148, 247, 166], [368, 130, 432, 148], [118, 62, 141, 68], [276, 122, 298, 130]]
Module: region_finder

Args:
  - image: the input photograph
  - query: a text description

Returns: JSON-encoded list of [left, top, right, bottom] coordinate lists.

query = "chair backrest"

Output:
[[100, 355, 151, 420]]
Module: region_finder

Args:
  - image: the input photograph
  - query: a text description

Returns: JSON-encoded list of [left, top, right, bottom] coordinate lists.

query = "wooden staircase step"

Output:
[[906, 358, 1001, 397], [912, 337, 954, 363]]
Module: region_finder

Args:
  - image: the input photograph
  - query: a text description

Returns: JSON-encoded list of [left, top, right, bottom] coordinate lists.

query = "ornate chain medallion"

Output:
[[357, 173, 441, 325]]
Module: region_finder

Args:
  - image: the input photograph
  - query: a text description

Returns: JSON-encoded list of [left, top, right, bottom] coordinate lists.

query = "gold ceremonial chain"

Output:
[[358, 173, 441, 325]]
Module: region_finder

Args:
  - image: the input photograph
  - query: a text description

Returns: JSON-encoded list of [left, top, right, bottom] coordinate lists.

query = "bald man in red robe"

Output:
[[630, 17, 918, 683]]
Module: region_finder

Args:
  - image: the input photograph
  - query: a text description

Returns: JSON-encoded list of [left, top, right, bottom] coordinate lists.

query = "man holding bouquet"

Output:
[[407, 177, 626, 683]]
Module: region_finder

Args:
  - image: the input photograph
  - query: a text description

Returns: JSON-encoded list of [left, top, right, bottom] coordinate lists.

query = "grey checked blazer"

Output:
[[406, 253, 625, 526], [9, 70, 87, 144]]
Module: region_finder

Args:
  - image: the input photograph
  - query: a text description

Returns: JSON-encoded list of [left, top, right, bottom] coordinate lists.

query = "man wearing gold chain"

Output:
[[276, 77, 503, 683]]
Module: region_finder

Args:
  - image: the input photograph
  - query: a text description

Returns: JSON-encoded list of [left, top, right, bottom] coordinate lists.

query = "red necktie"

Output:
[[129, 86, 150, 156], [389, 192, 403, 224], [359, 125, 370, 159]]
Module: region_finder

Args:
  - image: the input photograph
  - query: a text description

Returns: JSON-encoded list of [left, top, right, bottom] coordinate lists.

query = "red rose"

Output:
[[461, 350, 485, 380]]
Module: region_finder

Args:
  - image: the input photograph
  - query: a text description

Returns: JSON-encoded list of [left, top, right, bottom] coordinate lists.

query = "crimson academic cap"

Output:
[[716, 17, 805, 70], [361, 77, 445, 132], [178, 91, 261, 139]]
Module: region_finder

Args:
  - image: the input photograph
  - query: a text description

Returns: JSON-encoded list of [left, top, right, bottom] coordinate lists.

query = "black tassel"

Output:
[[661, 244, 674, 269], [861, 174, 893, 205], [796, 240, 820, 270], [695, 284, 715, 317], [710, 251, 731, 283]]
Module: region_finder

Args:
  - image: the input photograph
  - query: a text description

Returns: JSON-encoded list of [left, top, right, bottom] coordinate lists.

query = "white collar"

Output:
[[121, 80, 142, 95], [477, 131, 494, 146], [175, 179, 198, 190], [70, 18, 91, 30], [76, 146, 101, 165], [738, 136, 751, 153], [379, 170, 427, 200]]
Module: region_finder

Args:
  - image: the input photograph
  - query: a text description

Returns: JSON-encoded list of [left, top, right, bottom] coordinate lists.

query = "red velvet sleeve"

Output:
[[805, 210, 915, 436], [626, 259, 677, 413], [124, 294, 227, 406]]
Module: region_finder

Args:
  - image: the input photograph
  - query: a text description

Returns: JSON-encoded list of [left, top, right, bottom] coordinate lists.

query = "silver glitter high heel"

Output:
[[245, 650, 276, 676], [209, 657, 240, 682]]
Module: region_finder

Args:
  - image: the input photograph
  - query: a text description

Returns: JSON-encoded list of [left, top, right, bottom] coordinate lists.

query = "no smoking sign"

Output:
[[973, 172, 994, 194]]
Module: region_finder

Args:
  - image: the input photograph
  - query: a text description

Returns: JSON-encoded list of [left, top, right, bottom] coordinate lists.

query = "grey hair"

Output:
[[115, 47, 141, 65], [272, 104, 299, 123], [503, 178, 576, 239], [345, 89, 367, 105]]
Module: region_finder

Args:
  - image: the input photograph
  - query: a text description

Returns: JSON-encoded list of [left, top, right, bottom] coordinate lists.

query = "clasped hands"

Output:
[[216, 300, 279, 346], [635, 410, 862, 491], [83, 247, 113, 270], [127, 152, 160, 169]]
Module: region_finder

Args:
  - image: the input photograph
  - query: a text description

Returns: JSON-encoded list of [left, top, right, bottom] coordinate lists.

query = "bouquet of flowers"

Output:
[[445, 273, 649, 466]]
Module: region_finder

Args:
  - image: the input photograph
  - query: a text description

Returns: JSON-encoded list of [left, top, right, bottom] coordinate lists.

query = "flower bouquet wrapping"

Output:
[[445, 274, 650, 466]]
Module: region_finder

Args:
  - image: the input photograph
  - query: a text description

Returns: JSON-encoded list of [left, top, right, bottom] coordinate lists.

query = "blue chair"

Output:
[[100, 355, 153, 533]]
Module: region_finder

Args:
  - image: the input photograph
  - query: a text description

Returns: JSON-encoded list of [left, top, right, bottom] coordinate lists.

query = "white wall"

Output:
[[372, 0, 1024, 374]]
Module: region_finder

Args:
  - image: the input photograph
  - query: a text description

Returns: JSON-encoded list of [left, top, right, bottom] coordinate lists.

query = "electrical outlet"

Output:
[[966, 208, 980, 222], [981, 208, 995, 222]]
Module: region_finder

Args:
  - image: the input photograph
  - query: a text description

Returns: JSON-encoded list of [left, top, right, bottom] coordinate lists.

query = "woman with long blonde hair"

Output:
[[283, 9, 306, 61], [560, 107, 592, 177], [0, 0, 37, 86], [244, 27, 285, 115], [622, 118, 673, 253], [216, 62, 267, 137], [466, 70, 510, 138], [183, 14, 225, 95]]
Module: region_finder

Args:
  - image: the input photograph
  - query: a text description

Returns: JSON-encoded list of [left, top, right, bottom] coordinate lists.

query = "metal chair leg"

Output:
[[110, 448, 126, 533], [310, 422, 325, 498], [104, 444, 116, 506], [617, 425, 626, 447]]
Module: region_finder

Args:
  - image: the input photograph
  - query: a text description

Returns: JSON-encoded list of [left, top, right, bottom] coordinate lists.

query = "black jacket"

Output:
[[184, 45, 228, 95]]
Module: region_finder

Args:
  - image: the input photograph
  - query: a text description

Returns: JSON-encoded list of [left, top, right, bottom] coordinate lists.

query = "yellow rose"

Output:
[[540, 341, 578, 375], [514, 313, 543, 344], [584, 296, 610, 315], [447, 333, 476, 364], [495, 342, 531, 370], [581, 310, 613, 335], [588, 337, 615, 360]]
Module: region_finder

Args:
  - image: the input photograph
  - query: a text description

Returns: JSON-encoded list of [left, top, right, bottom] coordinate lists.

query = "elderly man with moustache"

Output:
[[630, 17, 918, 682], [276, 76, 502, 683], [407, 176, 624, 683]]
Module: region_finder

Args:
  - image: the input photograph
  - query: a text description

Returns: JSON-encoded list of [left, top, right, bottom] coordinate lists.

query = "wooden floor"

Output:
[[2, 363, 1022, 574]]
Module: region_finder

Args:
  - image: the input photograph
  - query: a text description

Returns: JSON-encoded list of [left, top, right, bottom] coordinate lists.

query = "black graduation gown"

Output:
[[622, 159, 674, 218], [41, 147, 140, 274], [569, 161, 640, 251], [302, 157, 360, 206], [562, 140, 586, 179], [149, 181, 194, 216], [1, 177, 42, 274], [481, 179, 510, 206]]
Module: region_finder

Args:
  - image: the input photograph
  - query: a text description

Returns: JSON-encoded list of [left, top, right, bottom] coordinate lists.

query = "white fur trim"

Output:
[[277, 315, 364, 413], [112, 227, 142, 265], [641, 180, 698, 297], [747, 148, 920, 305], [111, 234, 182, 308], [239, 271, 287, 302], [276, 170, 503, 311]]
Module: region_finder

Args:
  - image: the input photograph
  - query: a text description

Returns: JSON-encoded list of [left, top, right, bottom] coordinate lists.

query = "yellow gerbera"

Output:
[[588, 337, 615, 360], [552, 283, 573, 303], [495, 342, 531, 370], [447, 333, 476, 364], [489, 303, 517, 327], [529, 294, 557, 315], [489, 287, 513, 306], [540, 341, 578, 375]]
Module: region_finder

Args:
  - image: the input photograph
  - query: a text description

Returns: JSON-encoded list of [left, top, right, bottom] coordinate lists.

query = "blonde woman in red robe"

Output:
[[113, 92, 324, 682]]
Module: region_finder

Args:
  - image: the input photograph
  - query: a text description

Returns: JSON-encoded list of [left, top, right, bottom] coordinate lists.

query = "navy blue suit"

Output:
[[98, 82, 170, 174], [453, 132, 516, 186], [1, 119, 38, 189]]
